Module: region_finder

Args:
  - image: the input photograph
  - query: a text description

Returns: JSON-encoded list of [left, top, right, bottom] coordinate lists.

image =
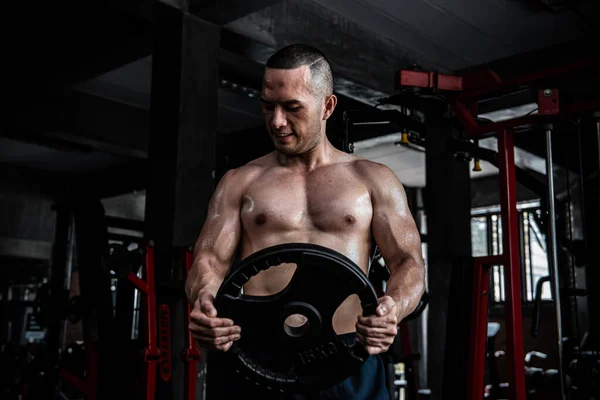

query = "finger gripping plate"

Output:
[[214, 243, 379, 394]]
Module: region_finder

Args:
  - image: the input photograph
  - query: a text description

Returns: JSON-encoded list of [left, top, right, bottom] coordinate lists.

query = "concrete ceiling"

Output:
[[3, 0, 596, 192], [309, 0, 594, 71], [74, 55, 264, 134], [0, 137, 131, 175], [225, 0, 598, 95]]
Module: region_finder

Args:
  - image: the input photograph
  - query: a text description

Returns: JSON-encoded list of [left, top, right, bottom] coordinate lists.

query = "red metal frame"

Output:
[[450, 94, 554, 136], [537, 89, 559, 115], [183, 249, 201, 400], [455, 56, 600, 101], [396, 55, 600, 137], [396, 56, 600, 99], [159, 304, 172, 382], [466, 131, 526, 400], [564, 98, 600, 115], [395, 54, 600, 400], [467, 255, 502, 400], [128, 243, 160, 400], [58, 342, 98, 400], [394, 56, 600, 400], [394, 69, 463, 91], [497, 129, 526, 400]]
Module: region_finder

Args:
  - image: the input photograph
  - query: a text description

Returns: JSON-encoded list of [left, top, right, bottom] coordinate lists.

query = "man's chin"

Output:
[[275, 147, 297, 155], [273, 142, 300, 155]]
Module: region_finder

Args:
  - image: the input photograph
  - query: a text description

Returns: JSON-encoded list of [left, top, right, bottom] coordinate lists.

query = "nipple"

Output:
[[255, 213, 268, 226]]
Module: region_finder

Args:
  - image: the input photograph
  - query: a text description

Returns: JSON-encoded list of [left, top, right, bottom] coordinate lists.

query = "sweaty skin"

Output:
[[186, 64, 425, 355]]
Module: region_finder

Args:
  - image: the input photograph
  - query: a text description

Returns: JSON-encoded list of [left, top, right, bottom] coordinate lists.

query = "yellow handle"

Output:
[[400, 132, 410, 145]]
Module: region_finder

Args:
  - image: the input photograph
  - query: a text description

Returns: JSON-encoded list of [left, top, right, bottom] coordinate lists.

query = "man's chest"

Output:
[[240, 170, 373, 231]]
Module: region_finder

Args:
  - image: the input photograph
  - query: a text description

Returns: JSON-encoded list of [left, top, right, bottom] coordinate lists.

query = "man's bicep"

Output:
[[193, 169, 244, 272], [370, 170, 422, 263]]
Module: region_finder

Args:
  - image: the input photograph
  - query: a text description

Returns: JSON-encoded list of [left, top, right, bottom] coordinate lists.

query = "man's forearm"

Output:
[[185, 257, 228, 304], [384, 256, 426, 321]]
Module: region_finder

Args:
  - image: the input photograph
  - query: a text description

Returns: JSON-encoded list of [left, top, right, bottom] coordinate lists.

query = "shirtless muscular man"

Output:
[[185, 44, 426, 399]]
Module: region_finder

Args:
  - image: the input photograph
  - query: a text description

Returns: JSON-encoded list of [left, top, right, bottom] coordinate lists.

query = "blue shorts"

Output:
[[207, 333, 390, 400]]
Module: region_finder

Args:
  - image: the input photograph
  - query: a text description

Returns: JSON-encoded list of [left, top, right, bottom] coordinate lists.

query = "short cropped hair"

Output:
[[265, 43, 333, 100]]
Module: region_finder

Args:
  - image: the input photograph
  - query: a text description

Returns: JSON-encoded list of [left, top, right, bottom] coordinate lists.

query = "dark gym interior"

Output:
[[2, 0, 600, 399]]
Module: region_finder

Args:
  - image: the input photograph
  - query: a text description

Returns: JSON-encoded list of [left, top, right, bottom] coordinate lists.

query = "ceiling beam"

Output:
[[455, 35, 599, 81], [191, 0, 283, 25], [0, 237, 52, 260], [5, 28, 374, 160], [0, 162, 66, 200], [108, 0, 283, 26], [8, 90, 150, 159], [0, 156, 147, 201], [219, 29, 386, 109], [219, 28, 391, 106], [225, 0, 439, 96]]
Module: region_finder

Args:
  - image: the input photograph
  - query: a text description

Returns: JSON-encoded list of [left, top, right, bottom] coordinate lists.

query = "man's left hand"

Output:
[[356, 296, 398, 355]]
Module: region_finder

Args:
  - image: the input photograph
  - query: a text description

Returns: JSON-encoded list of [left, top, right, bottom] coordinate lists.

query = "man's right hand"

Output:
[[189, 291, 241, 352]]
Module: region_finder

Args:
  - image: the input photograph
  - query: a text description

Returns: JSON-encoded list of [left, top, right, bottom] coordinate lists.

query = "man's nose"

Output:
[[271, 107, 287, 130]]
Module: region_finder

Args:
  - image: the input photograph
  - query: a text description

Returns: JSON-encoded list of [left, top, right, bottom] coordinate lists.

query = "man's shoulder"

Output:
[[349, 157, 396, 178], [347, 157, 403, 193], [246, 152, 278, 168], [220, 153, 275, 184], [222, 163, 263, 183]]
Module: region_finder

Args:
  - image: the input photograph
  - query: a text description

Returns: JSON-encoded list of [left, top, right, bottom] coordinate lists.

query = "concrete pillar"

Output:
[[145, 5, 220, 399], [423, 101, 473, 400]]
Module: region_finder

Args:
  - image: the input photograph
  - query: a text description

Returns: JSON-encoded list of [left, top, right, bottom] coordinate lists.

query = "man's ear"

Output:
[[322, 94, 338, 120]]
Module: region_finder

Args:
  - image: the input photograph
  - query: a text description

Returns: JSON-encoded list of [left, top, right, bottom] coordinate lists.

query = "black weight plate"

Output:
[[214, 243, 379, 394]]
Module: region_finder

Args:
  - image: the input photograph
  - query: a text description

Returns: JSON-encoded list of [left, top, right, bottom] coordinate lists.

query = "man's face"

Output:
[[260, 66, 325, 156]]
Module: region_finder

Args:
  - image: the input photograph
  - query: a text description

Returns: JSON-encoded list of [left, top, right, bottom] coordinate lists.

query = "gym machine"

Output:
[[392, 56, 600, 400], [109, 241, 162, 400], [104, 242, 204, 400]]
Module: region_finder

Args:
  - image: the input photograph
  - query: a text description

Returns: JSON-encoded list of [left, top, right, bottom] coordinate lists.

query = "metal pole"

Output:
[[595, 112, 600, 176], [467, 256, 499, 400], [497, 128, 526, 400], [416, 188, 428, 391], [61, 215, 76, 353], [544, 125, 566, 400]]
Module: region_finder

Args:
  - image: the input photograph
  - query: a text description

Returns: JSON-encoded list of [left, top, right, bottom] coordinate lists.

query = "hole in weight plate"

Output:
[[284, 313, 310, 337]]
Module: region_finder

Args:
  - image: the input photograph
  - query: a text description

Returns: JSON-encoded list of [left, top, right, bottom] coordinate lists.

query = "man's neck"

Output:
[[276, 136, 337, 172]]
